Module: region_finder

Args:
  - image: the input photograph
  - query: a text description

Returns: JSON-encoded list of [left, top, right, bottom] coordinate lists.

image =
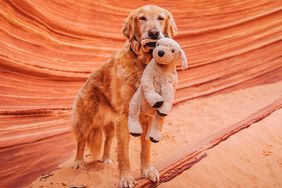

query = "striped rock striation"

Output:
[[0, 0, 281, 187]]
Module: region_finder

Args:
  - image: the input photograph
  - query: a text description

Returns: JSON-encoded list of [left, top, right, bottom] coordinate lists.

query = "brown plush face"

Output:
[[153, 38, 188, 70], [153, 38, 179, 65]]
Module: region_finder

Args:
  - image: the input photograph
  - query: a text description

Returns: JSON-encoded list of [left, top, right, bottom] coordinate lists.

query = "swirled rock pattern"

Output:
[[0, 0, 281, 187]]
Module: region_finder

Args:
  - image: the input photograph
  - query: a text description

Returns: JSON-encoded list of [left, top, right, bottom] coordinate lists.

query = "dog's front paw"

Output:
[[120, 173, 136, 188], [72, 160, 86, 170], [153, 101, 164, 108], [157, 110, 167, 117], [141, 165, 160, 183]]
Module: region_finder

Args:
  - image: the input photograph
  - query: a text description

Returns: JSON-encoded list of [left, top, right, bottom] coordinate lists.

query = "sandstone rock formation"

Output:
[[0, 0, 281, 187]]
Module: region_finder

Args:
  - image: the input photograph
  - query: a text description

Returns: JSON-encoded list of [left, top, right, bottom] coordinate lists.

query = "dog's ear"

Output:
[[164, 10, 177, 38], [179, 48, 188, 70], [122, 13, 136, 41]]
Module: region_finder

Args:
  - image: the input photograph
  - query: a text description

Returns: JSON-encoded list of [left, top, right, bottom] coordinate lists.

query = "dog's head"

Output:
[[122, 5, 177, 53]]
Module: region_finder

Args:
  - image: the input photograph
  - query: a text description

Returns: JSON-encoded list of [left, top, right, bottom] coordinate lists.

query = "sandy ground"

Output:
[[30, 81, 282, 188], [160, 109, 282, 188]]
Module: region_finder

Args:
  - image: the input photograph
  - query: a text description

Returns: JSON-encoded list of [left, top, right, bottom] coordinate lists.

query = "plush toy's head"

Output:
[[153, 38, 188, 70]]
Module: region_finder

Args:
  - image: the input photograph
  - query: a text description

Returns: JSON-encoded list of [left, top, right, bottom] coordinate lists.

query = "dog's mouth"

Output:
[[141, 39, 158, 52], [144, 42, 156, 48]]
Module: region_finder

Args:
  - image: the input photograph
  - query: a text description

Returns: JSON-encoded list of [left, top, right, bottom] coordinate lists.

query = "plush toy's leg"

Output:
[[143, 90, 164, 108], [157, 102, 172, 117], [141, 80, 164, 108], [147, 112, 165, 143], [128, 90, 143, 137], [157, 83, 175, 116]]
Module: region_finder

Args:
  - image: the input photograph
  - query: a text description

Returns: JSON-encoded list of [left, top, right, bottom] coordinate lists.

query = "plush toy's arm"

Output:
[[128, 88, 143, 136], [146, 111, 165, 143], [157, 82, 175, 116], [141, 63, 164, 108]]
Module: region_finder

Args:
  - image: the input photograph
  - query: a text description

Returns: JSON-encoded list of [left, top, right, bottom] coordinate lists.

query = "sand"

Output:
[[160, 109, 282, 188], [30, 81, 282, 188]]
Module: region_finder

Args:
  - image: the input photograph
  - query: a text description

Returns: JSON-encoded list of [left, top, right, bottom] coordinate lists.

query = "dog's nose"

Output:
[[148, 29, 160, 39], [158, 50, 165, 57]]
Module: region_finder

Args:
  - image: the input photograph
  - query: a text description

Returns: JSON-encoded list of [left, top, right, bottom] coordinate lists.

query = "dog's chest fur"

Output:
[[110, 47, 152, 113]]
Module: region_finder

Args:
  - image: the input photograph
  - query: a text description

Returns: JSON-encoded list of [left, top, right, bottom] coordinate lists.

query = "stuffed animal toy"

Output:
[[128, 37, 188, 143]]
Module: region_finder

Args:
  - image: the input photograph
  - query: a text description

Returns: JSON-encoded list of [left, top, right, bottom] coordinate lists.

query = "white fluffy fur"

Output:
[[128, 38, 188, 142]]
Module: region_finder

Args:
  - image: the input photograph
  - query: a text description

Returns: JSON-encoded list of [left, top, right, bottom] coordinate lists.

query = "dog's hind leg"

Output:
[[73, 138, 86, 169], [87, 127, 103, 161], [72, 119, 87, 169], [102, 122, 115, 164]]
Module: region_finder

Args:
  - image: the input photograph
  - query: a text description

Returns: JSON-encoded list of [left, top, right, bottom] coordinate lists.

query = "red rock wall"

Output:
[[0, 0, 281, 187]]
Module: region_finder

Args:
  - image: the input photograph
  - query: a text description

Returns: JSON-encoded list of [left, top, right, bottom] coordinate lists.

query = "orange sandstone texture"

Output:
[[0, 0, 282, 187]]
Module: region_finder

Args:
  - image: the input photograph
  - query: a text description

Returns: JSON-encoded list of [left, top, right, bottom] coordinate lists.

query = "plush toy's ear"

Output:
[[122, 13, 136, 41], [164, 10, 177, 38], [179, 48, 188, 70]]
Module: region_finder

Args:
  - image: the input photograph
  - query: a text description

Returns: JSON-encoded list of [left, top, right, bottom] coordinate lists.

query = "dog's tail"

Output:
[[87, 127, 103, 160]]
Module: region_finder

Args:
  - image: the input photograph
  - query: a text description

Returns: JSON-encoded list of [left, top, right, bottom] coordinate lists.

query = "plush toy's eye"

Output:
[[139, 16, 147, 21], [157, 43, 160, 46], [171, 49, 175, 53], [158, 15, 164, 20]]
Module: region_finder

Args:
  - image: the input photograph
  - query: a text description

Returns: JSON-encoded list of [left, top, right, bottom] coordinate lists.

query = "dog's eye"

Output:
[[139, 16, 147, 21], [171, 49, 175, 53], [158, 15, 164, 20]]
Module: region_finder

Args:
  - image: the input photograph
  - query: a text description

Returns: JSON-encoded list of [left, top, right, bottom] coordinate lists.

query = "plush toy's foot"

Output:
[[149, 137, 159, 143], [148, 129, 162, 143], [147, 94, 164, 108], [153, 101, 164, 108], [128, 122, 143, 137], [157, 110, 167, 117], [130, 132, 142, 137]]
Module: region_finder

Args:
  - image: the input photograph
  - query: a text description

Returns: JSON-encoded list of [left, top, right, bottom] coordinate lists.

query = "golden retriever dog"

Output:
[[72, 5, 177, 188]]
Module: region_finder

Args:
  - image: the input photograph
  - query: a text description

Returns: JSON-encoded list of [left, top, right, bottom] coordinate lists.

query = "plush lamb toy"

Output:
[[128, 37, 188, 143]]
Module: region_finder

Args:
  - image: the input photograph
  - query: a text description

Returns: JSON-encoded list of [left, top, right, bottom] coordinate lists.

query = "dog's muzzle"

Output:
[[141, 34, 164, 52]]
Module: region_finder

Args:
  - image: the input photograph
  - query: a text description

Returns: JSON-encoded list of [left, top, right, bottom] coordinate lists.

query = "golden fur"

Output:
[[72, 5, 177, 188]]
